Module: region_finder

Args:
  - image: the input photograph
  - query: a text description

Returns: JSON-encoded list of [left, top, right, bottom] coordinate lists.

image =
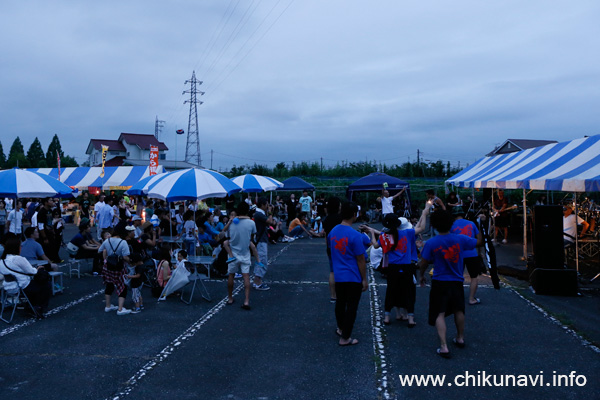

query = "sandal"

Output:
[[339, 338, 359, 346], [453, 338, 465, 349], [437, 348, 451, 359]]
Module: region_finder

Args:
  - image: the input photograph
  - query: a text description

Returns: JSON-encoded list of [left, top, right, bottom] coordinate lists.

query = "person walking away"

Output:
[[366, 208, 429, 326], [99, 228, 133, 315], [323, 197, 342, 303], [252, 197, 271, 291], [451, 207, 484, 305], [226, 202, 256, 310], [328, 201, 368, 346], [418, 211, 477, 358], [0, 200, 7, 242], [126, 252, 144, 313]]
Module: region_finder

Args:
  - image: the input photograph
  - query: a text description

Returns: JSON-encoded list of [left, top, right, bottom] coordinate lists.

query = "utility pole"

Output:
[[210, 149, 213, 170], [417, 149, 420, 168], [320, 157, 323, 173], [183, 71, 205, 167], [154, 116, 165, 140]]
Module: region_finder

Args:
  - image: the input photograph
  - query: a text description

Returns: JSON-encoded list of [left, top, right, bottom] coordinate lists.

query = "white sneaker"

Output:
[[117, 308, 132, 315], [502, 239, 508, 244], [104, 305, 118, 312]]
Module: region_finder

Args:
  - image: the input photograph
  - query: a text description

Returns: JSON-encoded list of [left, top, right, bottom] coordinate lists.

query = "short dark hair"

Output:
[[257, 197, 268, 208], [425, 189, 435, 196], [158, 245, 171, 261], [340, 201, 358, 220], [24, 227, 36, 238], [237, 202, 250, 216], [178, 250, 188, 258], [130, 253, 143, 264], [2, 237, 21, 258], [326, 197, 341, 215], [430, 210, 453, 233]]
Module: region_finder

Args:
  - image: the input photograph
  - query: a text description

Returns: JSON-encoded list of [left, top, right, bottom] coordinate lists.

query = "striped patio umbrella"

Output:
[[146, 168, 242, 201], [125, 171, 171, 196], [231, 174, 284, 192], [0, 168, 74, 198]]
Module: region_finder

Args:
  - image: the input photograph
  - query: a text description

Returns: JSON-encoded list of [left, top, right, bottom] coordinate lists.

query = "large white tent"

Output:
[[27, 166, 165, 190], [446, 134, 600, 192]]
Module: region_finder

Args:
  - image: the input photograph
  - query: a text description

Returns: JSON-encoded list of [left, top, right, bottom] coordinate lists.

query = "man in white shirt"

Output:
[[94, 194, 106, 240], [6, 199, 23, 236], [379, 186, 406, 217], [563, 204, 589, 246]]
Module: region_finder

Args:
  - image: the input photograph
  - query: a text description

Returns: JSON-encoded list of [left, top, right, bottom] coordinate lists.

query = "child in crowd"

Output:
[[126, 253, 145, 313], [176, 249, 188, 269]]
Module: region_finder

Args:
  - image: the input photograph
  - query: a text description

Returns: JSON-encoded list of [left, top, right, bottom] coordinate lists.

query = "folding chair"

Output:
[[1, 274, 40, 323], [180, 261, 211, 304]]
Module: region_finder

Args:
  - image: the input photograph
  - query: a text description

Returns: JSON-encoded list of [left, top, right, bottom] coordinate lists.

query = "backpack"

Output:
[[106, 239, 125, 272]]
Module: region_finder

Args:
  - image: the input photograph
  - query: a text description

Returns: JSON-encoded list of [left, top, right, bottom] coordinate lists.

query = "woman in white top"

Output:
[[0, 237, 51, 316]]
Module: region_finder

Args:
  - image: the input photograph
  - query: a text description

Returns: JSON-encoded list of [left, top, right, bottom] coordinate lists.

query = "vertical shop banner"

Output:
[[100, 145, 109, 178], [57, 150, 61, 180], [149, 145, 159, 175]]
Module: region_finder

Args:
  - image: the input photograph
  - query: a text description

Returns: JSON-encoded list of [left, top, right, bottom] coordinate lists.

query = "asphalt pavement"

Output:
[[0, 224, 598, 400]]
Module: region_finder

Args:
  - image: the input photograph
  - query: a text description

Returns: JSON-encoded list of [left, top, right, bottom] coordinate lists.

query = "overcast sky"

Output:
[[2, 1, 599, 172]]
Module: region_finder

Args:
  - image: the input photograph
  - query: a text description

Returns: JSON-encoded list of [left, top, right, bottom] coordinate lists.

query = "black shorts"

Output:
[[428, 280, 465, 326], [464, 256, 484, 278], [495, 215, 509, 228]]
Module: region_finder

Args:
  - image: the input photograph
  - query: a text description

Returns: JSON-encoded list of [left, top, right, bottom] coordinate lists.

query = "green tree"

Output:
[[0, 141, 5, 168], [61, 155, 79, 167], [26, 137, 45, 168], [6, 153, 30, 168], [45, 134, 64, 168], [8, 137, 25, 160]]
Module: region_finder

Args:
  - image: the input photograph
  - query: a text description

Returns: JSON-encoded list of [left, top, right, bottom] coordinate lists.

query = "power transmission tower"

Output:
[[154, 116, 165, 140], [183, 71, 205, 167]]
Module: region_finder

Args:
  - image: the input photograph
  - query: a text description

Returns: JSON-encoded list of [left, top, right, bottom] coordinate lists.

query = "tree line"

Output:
[[0, 134, 79, 169], [226, 160, 463, 179]]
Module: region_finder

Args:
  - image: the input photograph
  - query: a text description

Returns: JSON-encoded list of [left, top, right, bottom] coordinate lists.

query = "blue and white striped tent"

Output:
[[446, 135, 600, 192], [28, 166, 165, 190]]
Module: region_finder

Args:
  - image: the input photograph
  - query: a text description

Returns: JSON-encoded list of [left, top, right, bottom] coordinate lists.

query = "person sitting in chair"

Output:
[[69, 218, 102, 274], [20, 227, 58, 271]]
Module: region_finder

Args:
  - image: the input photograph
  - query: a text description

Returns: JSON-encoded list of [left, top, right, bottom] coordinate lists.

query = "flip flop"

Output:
[[335, 329, 342, 337], [437, 348, 451, 358], [241, 304, 251, 310], [339, 338, 359, 346], [453, 338, 465, 349], [469, 298, 481, 306], [408, 322, 417, 328], [226, 299, 235, 306]]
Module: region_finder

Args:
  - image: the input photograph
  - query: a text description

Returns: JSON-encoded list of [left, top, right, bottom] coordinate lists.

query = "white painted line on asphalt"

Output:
[[107, 244, 292, 400], [0, 289, 103, 338], [509, 287, 600, 354], [367, 267, 393, 400]]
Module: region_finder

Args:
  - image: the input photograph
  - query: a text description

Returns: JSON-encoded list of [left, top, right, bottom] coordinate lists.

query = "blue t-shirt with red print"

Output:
[[328, 224, 368, 283], [421, 233, 477, 282], [379, 229, 417, 265], [450, 219, 479, 258]]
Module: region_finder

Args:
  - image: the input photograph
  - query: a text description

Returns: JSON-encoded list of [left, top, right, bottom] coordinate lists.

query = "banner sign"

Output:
[[149, 145, 159, 175], [100, 145, 109, 178]]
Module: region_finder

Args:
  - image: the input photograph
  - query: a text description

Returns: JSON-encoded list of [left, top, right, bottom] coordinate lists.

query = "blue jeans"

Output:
[[289, 226, 304, 237]]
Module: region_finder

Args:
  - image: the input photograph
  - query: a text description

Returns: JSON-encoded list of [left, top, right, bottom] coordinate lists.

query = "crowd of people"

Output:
[[0, 186, 592, 356]]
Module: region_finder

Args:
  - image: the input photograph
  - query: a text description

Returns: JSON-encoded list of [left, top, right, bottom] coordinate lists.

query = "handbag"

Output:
[[66, 242, 79, 256]]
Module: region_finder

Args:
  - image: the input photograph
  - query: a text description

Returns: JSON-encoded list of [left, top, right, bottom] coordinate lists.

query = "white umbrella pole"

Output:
[[522, 189, 527, 261], [574, 193, 579, 273]]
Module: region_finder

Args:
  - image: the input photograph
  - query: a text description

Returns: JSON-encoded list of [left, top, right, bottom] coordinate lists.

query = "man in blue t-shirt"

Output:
[[328, 201, 368, 346], [451, 207, 484, 306], [419, 210, 477, 358]]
